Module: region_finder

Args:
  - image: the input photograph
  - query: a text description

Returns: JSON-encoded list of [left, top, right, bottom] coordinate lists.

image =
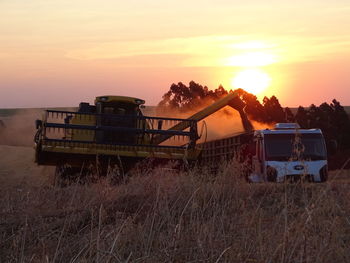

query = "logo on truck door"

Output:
[[294, 165, 304, 170]]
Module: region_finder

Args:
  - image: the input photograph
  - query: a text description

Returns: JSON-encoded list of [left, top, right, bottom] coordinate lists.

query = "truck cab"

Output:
[[248, 123, 328, 182]]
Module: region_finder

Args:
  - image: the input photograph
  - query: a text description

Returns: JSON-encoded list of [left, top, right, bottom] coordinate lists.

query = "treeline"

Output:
[[158, 81, 293, 122], [158, 80, 350, 152]]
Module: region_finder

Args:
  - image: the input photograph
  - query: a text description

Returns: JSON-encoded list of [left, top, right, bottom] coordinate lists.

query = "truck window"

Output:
[[264, 133, 326, 161]]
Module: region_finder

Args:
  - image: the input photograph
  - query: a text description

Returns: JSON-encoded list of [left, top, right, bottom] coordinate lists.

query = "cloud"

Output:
[[64, 34, 350, 68]]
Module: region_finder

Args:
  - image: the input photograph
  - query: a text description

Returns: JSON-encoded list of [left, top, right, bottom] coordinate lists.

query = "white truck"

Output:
[[248, 123, 328, 182], [201, 123, 329, 182]]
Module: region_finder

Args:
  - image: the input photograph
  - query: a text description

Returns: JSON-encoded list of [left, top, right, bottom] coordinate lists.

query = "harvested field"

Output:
[[0, 145, 349, 262], [0, 145, 54, 187]]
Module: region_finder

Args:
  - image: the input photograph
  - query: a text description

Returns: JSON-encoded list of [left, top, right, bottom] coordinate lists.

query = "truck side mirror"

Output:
[[328, 139, 337, 155]]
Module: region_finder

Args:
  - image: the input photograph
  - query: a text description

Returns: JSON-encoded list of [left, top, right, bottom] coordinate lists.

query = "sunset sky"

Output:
[[1, 0, 350, 108]]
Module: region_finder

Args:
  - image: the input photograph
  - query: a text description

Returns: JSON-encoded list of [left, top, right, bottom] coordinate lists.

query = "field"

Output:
[[1, 109, 350, 262]]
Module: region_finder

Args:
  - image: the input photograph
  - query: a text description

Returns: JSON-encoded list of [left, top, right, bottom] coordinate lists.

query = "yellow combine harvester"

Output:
[[34, 91, 252, 183]]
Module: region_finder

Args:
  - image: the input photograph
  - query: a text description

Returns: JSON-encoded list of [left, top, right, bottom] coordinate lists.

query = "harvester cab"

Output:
[[67, 96, 146, 144]]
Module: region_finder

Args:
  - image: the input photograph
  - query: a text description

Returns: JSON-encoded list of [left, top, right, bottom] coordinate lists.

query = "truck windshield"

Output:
[[264, 133, 327, 161]]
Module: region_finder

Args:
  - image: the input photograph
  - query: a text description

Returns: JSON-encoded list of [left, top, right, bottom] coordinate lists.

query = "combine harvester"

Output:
[[34, 91, 329, 183]]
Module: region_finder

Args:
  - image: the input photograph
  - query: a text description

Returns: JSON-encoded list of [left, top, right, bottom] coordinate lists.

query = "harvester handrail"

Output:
[[45, 109, 197, 123], [44, 122, 193, 136], [38, 109, 200, 149]]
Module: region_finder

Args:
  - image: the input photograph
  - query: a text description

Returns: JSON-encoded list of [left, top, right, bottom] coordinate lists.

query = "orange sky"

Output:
[[1, 0, 350, 108]]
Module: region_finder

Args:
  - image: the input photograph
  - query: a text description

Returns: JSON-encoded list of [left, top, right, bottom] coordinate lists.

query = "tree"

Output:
[[158, 81, 212, 111], [236, 89, 267, 122], [262, 96, 286, 123], [284, 107, 295, 122], [295, 106, 309, 128], [307, 104, 321, 129], [330, 99, 350, 148], [317, 102, 335, 141]]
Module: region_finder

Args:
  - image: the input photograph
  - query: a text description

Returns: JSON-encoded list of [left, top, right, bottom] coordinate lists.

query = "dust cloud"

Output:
[[0, 145, 54, 187], [0, 109, 60, 187], [0, 110, 42, 147], [154, 105, 273, 143]]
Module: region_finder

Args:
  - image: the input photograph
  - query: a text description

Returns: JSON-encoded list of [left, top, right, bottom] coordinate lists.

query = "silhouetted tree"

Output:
[[262, 96, 286, 123], [284, 107, 295, 122], [295, 106, 309, 128], [330, 99, 350, 148], [236, 89, 267, 122], [208, 85, 228, 100], [308, 104, 322, 129], [158, 81, 215, 111], [317, 102, 335, 141]]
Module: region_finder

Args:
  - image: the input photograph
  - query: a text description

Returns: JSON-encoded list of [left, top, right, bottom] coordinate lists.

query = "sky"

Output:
[[1, 0, 350, 108]]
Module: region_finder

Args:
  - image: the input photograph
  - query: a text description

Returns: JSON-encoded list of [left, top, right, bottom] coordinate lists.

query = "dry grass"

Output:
[[1, 163, 350, 263]]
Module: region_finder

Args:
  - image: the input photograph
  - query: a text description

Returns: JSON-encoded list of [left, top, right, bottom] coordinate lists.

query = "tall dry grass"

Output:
[[1, 162, 349, 262]]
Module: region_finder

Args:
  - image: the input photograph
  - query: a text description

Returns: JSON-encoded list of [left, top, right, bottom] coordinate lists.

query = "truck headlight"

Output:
[[319, 165, 328, 182]]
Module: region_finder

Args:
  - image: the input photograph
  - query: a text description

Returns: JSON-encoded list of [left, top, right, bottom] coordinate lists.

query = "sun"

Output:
[[232, 69, 271, 94]]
